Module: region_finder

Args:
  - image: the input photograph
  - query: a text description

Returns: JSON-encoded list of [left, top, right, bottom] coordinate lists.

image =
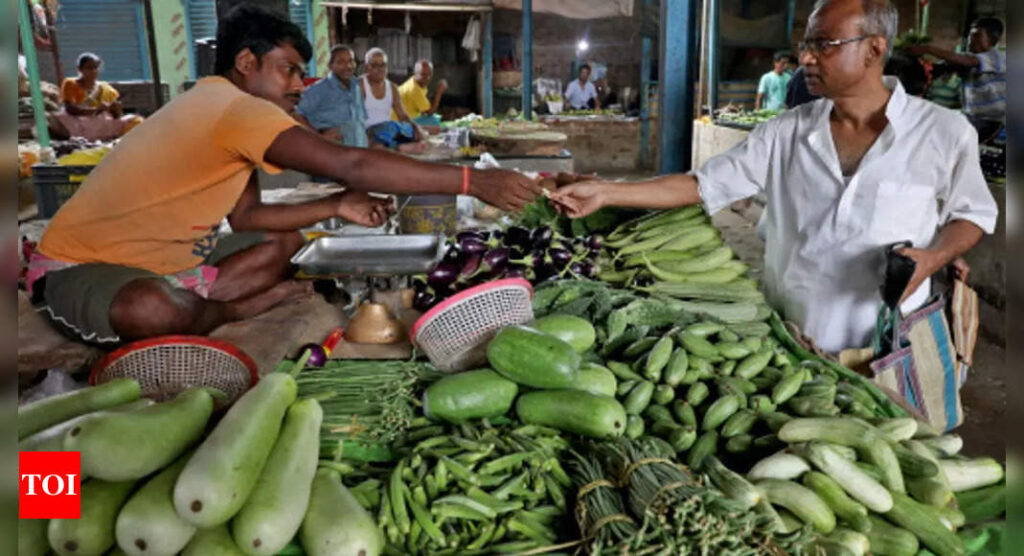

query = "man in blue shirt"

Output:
[[296, 44, 368, 147], [755, 51, 792, 110]]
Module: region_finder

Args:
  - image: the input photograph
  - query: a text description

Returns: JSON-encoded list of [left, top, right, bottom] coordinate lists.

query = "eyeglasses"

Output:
[[367, 62, 387, 69], [799, 35, 870, 55]]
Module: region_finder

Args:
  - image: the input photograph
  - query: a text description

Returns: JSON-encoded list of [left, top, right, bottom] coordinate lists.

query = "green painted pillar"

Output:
[[19, 0, 51, 147]]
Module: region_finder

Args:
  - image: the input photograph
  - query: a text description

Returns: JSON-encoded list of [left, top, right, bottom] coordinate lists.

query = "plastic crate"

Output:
[[32, 164, 94, 218]]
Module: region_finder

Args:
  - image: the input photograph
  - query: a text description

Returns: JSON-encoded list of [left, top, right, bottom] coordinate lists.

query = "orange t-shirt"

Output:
[[39, 76, 299, 274]]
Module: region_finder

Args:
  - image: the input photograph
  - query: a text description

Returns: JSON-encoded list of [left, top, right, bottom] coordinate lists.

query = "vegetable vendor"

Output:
[[906, 17, 1005, 143], [564, 64, 601, 110], [552, 0, 997, 354], [295, 44, 367, 147], [57, 52, 144, 141], [397, 59, 448, 128], [28, 6, 540, 346]]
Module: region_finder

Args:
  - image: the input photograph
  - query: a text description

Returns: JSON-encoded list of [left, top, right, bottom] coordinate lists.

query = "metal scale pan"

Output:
[[291, 234, 445, 278]]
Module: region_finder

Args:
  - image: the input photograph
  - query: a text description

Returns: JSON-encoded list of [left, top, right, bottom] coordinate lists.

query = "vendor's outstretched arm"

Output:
[[550, 174, 702, 218], [897, 219, 985, 302], [264, 125, 541, 210], [907, 45, 979, 68]]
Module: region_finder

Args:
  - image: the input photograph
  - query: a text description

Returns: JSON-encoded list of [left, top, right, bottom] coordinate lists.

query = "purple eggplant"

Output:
[[548, 248, 573, 268], [534, 262, 559, 282], [427, 261, 460, 289], [413, 290, 436, 312], [459, 237, 488, 256], [299, 343, 328, 367], [482, 247, 510, 277], [411, 277, 428, 292], [456, 230, 487, 243], [505, 266, 528, 279], [504, 226, 532, 248], [491, 229, 504, 241], [579, 262, 596, 278], [508, 246, 526, 261], [442, 246, 461, 264], [569, 262, 585, 276], [531, 226, 553, 248], [587, 235, 604, 250], [460, 253, 483, 278]]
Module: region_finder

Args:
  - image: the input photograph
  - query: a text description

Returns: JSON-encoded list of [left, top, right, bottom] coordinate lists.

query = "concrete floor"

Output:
[[712, 206, 1005, 462]]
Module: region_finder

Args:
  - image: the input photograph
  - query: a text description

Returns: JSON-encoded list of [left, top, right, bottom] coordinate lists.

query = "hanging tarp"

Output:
[[494, 0, 633, 19]]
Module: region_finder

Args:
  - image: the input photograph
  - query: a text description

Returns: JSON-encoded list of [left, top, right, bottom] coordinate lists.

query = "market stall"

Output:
[[17, 188, 1006, 556]]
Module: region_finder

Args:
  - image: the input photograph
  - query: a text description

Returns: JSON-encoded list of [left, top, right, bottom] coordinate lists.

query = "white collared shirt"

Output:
[[564, 79, 597, 109], [695, 77, 998, 352]]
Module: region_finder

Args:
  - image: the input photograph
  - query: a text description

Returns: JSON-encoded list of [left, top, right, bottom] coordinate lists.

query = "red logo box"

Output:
[[19, 452, 81, 519]]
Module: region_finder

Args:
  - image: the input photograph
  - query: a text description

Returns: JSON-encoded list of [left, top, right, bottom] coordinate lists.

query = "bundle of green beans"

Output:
[[295, 361, 428, 457], [357, 420, 578, 555]]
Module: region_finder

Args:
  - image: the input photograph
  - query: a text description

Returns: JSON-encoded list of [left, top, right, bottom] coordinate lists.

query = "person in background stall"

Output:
[[551, 0, 996, 355], [786, 66, 821, 108], [756, 51, 793, 110], [398, 59, 448, 127], [564, 64, 601, 110], [57, 53, 144, 141], [360, 47, 425, 150], [30, 6, 540, 345], [907, 17, 1005, 142], [294, 44, 367, 147]]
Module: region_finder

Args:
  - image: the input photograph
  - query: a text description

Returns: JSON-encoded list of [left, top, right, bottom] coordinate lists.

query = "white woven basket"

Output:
[[411, 278, 534, 372]]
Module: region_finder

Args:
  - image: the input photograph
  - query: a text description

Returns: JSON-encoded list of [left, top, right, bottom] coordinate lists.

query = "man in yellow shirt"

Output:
[[30, 6, 539, 345], [398, 59, 448, 122]]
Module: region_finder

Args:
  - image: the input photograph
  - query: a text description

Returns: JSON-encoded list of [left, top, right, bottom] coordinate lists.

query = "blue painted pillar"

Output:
[[659, 0, 698, 173], [521, 0, 532, 119], [639, 0, 653, 167], [19, 0, 51, 147], [708, 0, 720, 114], [786, 0, 797, 46], [483, 12, 493, 118]]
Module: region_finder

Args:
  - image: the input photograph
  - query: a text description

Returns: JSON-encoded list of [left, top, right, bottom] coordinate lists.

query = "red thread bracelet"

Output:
[[461, 166, 471, 195]]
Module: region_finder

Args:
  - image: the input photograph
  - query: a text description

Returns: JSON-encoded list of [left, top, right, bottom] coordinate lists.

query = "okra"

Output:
[[493, 471, 530, 501], [479, 452, 532, 475], [407, 493, 446, 545], [390, 464, 412, 534], [439, 456, 479, 486]]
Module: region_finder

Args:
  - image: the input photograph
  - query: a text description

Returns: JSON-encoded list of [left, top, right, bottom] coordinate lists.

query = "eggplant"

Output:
[[427, 261, 460, 289], [456, 230, 487, 243], [442, 246, 461, 264], [490, 229, 504, 241], [505, 266, 528, 279], [508, 246, 526, 261], [299, 343, 328, 367], [503, 226, 531, 248], [548, 248, 573, 268], [413, 290, 436, 312], [411, 277, 428, 292], [534, 262, 559, 282], [579, 262, 596, 278], [459, 237, 487, 256], [481, 248, 509, 277], [531, 226, 553, 248], [460, 253, 482, 278], [587, 235, 604, 250]]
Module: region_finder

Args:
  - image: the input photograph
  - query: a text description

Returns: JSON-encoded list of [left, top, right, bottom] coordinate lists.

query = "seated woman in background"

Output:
[[57, 52, 143, 141]]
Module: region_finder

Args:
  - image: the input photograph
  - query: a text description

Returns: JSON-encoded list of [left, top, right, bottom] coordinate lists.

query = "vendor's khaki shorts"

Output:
[[36, 232, 266, 346]]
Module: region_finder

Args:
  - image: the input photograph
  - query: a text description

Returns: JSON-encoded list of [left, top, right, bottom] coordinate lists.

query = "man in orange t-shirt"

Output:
[[31, 6, 540, 345]]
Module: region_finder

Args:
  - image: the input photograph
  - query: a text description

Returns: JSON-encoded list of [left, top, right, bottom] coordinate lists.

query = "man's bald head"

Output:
[[802, 0, 896, 98]]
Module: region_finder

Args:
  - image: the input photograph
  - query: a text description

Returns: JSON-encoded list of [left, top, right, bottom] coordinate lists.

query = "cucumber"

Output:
[[721, 409, 757, 438], [955, 483, 1005, 523], [907, 477, 955, 508], [623, 381, 655, 415], [801, 472, 871, 533], [531, 314, 596, 353], [747, 451, 811, 481], [800, 442, 893, 513], [702, 455, 760, 509], [777, 417, 876, 447], [866, 515, 919, 556], [874, 418, 919, 442], [702, 394, 740, 431], [687, 430, 718, 468], [65, 388, 214, 481], [827, 527, 870, 556], [761, 411, 792, 432], [115, 452, 196, 556], [885, 492, 965, 556], [890, 442, 939, 477], [487, 325, 581, 389], [663, 348, 689, 386], [939, 458, 1004, 492], [19, 518, 48, 556], [423, 369, 518, 423], [755, 479, 836, 534], [300, 468, 383, 556], [181, 525, 245, 556], [571, 363, 618, 398], [49, 479, 136, 556], [19, 378, 141, 439], [516, 390, 626, 439], [232, 399, 323, 555], [174, 373, 297, 527], [19, 399, 154, 452]]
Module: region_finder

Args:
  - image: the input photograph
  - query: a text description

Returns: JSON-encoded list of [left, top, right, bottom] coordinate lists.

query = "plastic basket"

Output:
[[90, 335, 259, 406], [546, 100, 564, 115], [411, 278, 534, 372], [32, 164, 94, 218]]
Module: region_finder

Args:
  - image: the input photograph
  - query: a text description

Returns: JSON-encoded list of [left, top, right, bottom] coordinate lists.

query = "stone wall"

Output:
[[543, 117, 659, 173]]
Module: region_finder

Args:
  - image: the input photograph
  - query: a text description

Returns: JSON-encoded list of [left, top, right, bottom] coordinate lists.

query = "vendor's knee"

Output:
[[109, 278, 201, 338]]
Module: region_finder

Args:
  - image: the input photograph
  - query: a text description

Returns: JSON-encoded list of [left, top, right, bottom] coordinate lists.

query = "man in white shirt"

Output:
[[564, 64, 601, 110], [551, 0, 997, 353]]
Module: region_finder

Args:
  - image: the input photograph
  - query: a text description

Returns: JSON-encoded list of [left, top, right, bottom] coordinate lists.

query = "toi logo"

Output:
[[19, 452, 81, 519]]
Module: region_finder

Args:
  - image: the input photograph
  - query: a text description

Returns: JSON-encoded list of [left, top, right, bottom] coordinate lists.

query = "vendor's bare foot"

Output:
[[229, 280, 313, 320]]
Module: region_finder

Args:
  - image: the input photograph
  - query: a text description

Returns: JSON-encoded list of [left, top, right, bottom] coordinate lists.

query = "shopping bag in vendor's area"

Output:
[[868, 295, 968, 432]]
